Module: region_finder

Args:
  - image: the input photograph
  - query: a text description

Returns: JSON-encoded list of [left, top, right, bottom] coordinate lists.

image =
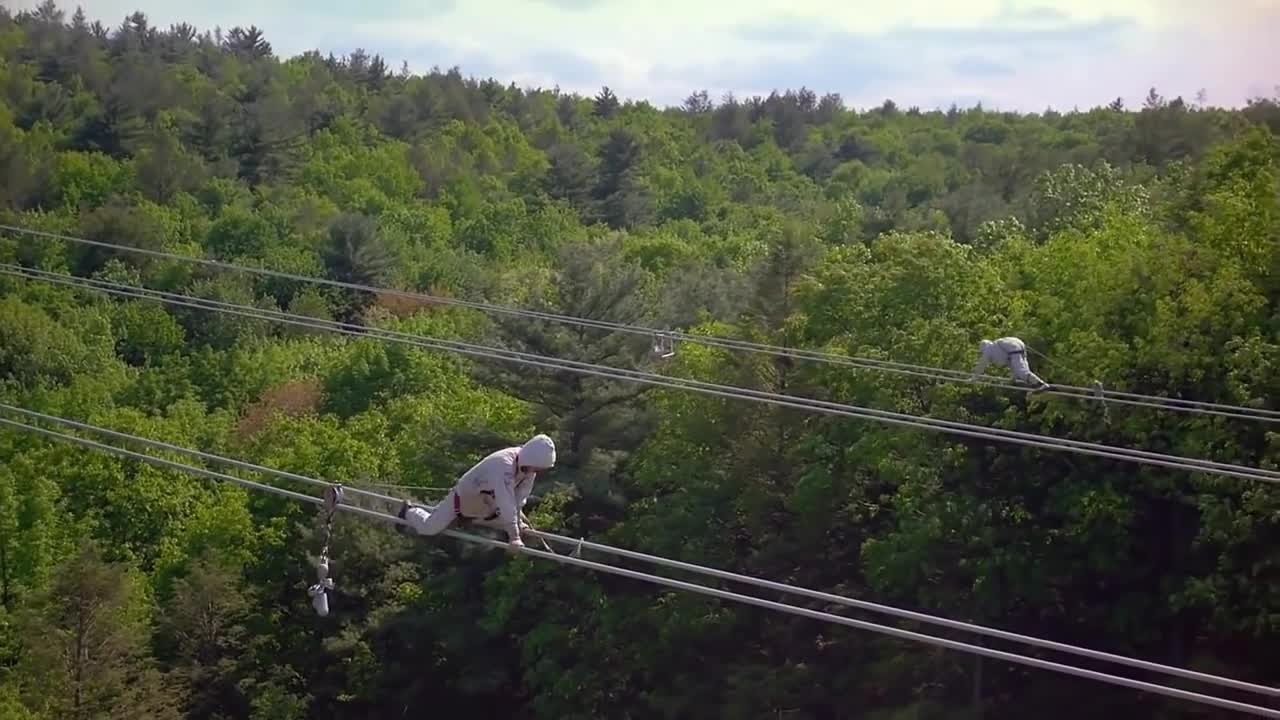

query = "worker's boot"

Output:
[[395, 500, 416, 535]]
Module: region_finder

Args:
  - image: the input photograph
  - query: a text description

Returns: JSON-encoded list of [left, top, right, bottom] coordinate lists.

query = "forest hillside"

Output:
[[0, 3, 1278, 718]]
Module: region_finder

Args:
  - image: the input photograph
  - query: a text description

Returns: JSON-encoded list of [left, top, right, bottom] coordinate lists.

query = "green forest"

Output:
[[0, 2, 1278, 717]]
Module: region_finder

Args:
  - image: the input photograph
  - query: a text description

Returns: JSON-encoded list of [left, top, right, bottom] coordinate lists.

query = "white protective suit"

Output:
[[398, 434, 556, 546], [973, 337, 1049, 390]]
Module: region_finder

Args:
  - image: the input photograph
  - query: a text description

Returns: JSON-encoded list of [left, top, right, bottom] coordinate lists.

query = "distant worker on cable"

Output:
[[396, 434, 556, 549], [972, 337, 1051, 393]]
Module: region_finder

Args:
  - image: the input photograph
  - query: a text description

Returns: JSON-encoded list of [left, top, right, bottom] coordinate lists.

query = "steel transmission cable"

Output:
[[3, 224, 1275, 423], [3, 402, 1278, 700], [5, 264, 1279, 485], [0, 411, 1277, 717]]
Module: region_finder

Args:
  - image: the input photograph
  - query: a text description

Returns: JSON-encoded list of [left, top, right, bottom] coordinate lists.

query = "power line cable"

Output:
[[4, 224, 1274, 422], [1, 410, 1277, 717], [3, 402, 1279, 701], [6, 264, 1278, 484]]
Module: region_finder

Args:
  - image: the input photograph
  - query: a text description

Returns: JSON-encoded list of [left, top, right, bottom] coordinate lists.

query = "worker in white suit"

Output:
[[396, 434, 556, 548], [973, 337, 1050, 392]]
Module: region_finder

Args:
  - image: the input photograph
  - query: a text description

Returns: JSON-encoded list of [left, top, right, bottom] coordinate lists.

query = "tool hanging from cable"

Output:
[[308, 484, 344, 616]]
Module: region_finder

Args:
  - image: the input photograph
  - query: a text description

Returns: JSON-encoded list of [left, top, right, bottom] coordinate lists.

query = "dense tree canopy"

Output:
[[0, 3, 1278, 718]]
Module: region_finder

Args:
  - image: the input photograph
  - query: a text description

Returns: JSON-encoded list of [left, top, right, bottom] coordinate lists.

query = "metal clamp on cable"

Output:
[[309, 484, 344, 616], [324, 484, 345, 514]]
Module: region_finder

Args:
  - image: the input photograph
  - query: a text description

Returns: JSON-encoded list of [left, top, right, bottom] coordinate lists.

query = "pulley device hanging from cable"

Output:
[[308, 484, 344, 616]]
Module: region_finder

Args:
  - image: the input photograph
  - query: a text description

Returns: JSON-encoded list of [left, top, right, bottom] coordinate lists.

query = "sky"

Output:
[[12, 0, 1280, 112]]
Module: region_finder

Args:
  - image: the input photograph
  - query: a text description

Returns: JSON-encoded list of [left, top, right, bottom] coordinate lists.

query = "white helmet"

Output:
[[979, 339, 994, 351], [519, 434, 556, 470]]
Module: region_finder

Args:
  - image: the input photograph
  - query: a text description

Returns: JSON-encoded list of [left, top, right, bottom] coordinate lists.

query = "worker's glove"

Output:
[[508, 537, 525, 551]]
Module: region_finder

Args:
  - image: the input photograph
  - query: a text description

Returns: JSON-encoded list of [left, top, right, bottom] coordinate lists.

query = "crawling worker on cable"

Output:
[[972, 336, 1051, 393], [396, 433, 556, 549]]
